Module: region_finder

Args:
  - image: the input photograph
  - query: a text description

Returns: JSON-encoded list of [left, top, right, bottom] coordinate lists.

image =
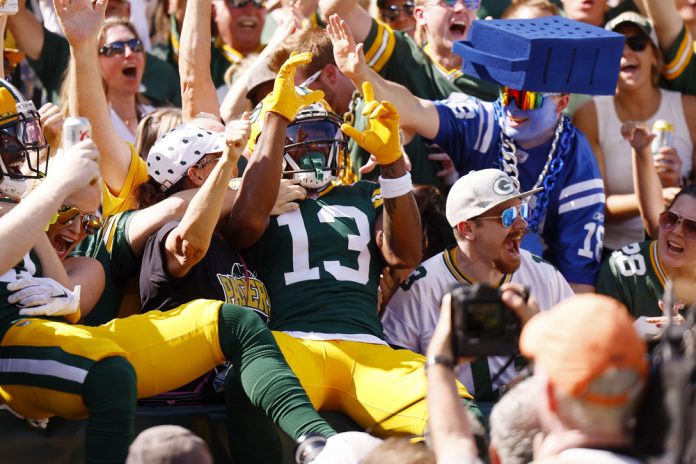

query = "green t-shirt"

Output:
[[71, 210, 140, 325], [596, 241, 667, 318], [346, 19, 498, 187], [247, 181, 385, 337]]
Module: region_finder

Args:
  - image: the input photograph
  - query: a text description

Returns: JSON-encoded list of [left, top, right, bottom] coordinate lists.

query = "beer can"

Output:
[[0, 0, 19, 15], [62, 117, 92, 150], [651, 119, 675, 155]]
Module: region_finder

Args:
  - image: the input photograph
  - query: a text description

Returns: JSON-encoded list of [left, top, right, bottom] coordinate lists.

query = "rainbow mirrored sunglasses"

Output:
[[499, 87, 550, 112], [56, 205, 102, 235]]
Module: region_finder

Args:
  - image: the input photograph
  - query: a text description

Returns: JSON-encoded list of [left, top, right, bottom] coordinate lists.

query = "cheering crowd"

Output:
[[1, 0, 696, 462]]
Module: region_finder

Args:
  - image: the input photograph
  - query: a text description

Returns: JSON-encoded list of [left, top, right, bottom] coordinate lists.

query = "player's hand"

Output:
[[8, 277, 81, 317], [327, 14, 367, 81], [342, 81, 403, 166], [262, 52, 324, 122], [653, 145, 682, 187], [46, 139, 101, 196], [54, 0, 107, 46], [621, 121, 655, 152], [271, 179, 306, 215], [38, 103, 64, 153]]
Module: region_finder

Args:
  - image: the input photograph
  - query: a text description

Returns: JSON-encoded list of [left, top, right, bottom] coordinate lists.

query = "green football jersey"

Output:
[[71, 210, 140, 325], [345, 19, 499, 187], [596, 241, 667, 318], [248, 181, 385, 337]]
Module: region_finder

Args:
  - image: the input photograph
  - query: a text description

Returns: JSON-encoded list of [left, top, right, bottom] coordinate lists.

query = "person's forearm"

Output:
[[319, 0, 371, 43], [69, 42, 132, 193], [179, 0, 219, 121], [7, 10, 45, 60], [220, 73, 252, 123], [0, 180, 70, 274], [643, 0, 683, 52], [426, 365, 479, 461], [224, 113, 288, 249], [33, 234, 71, 288], [606, 193, 641, 223], [633, 145, 664, 238], [355, 70, 439, 139], [380, 158, 422, 269]]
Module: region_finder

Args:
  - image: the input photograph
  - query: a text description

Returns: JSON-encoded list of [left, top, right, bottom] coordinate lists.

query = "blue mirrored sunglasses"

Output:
[[440, 0, 481, 10], [477, 203, 529, 228]]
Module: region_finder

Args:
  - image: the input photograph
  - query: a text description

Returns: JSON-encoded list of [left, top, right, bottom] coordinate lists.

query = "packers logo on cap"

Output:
[[493, 176, 515, 196]]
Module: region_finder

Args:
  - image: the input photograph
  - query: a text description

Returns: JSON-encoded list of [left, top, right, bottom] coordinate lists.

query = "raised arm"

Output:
[[319, 0, 372, 44], [55, 0, 133, 194], [164, 117, 250, 278], [624, 121, 662, 239], [643, 0, 684, 52], [223, 52, 324, 249], [327, 14, 440, 140], [6, 0, 45, 60], [342, 81, 422, 268], [178, 0, 219, 121]]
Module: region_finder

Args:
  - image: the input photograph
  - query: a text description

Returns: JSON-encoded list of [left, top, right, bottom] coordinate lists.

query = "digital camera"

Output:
[[450, 283, 522, 358]]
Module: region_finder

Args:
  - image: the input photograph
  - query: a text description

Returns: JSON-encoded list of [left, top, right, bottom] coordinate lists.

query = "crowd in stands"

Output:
[[1, 0, 696, 462]]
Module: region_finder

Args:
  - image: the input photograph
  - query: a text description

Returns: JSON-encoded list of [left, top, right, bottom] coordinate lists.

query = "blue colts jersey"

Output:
[[432, 94, 605, 286]]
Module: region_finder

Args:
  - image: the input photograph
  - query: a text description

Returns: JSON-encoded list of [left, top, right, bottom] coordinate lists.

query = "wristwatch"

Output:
[[424, 355, 455, 371]]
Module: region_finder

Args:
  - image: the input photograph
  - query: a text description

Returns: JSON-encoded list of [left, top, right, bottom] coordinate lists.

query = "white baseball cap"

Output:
[[445, 169, 542, 227], [146, 123, 225, 192]]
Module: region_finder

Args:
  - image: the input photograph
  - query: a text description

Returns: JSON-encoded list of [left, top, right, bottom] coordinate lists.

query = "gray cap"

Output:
[[605, 12, 658, 50], [445, 169, 542, 227], [126, 425, 212, 464]]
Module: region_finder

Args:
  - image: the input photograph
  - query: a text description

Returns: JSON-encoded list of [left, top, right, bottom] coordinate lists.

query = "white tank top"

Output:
[[594, 89, 692, 250]]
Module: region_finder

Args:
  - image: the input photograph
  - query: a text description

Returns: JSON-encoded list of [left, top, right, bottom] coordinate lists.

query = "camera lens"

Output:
[[294, 433, 327, 464]]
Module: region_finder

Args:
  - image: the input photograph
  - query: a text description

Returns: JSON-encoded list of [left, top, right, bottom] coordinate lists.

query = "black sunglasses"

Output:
[[226, 0, 265, 8], [625, 35, 649, 53], [98, 38, 144, 57], [381, 2, 414, 21]]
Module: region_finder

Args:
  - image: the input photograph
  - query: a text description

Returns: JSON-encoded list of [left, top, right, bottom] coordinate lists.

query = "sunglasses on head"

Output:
[[434, 0, 481, 10], [56, 205, 102, 235], [499, 87, 547, 112], [476, 203, 529, 228], [98, 38, 144, 57], [226, 0, 264, 8], [625, 35, 649, 53], [659, 210, 696, 241], [381, 2, 414, 21]]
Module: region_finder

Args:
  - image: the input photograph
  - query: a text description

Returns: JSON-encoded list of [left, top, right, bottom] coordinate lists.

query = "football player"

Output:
[[597, 121, 696, 319], [0, 72, 334, 462]]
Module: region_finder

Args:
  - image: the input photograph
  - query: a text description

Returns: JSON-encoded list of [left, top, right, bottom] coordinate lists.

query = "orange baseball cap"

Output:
[[520, 294, 648, 406]]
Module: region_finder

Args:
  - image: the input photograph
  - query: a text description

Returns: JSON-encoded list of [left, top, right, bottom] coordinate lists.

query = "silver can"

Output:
[[0, 0, 19, 15], [651, 119, 675, 155], [62, 117, 92, 150]]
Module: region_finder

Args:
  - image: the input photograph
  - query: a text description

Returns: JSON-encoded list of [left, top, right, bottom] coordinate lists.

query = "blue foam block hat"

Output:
[[452, 16, 624, 95]]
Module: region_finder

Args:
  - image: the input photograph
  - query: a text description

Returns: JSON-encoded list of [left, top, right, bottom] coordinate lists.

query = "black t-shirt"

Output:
[[139, 221, 271, 322]]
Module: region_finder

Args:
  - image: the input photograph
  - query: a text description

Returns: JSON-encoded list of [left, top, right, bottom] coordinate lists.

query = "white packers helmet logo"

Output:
[[493, 176, 516, 196]]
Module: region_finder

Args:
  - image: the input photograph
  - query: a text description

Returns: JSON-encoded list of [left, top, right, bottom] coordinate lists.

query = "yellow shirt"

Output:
[[101, 143, 148, 218]]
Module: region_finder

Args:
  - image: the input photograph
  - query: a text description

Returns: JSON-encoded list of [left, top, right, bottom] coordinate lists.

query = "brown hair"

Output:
[[363, 437, 435, 464], [268, 26, 336, 74], [134, 107, 183, 160]]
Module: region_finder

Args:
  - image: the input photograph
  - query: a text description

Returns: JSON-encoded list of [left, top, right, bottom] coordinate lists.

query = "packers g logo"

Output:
[[493, 176, 515, 196]]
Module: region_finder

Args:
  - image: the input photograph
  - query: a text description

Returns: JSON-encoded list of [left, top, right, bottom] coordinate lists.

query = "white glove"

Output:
[[7, 276, 81, 317]]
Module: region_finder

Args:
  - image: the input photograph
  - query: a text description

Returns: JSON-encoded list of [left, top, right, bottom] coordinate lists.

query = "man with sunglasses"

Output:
[[319, 0, 498, 188], [597, 122, 696, 319], [383, 169, 573, 402], [329, 15, 622, 293], [377, 0, 417, 37]]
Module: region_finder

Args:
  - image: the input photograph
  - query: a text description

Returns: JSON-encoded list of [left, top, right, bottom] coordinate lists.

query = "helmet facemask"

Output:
[[282, 114, 347, 191], [0, 83, 49, 198]]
